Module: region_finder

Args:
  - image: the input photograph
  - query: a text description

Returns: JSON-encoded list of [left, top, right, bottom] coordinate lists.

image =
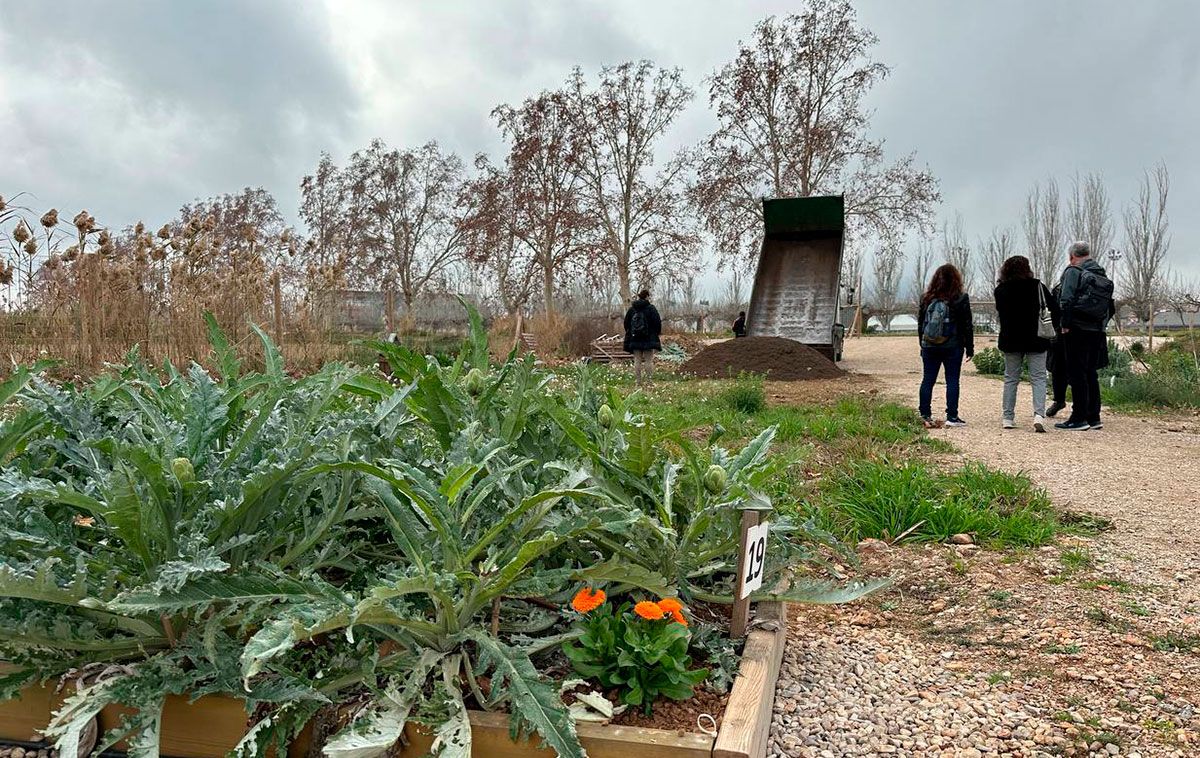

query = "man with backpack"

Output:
[[1055, 241, 1115, 431], [624, 289, 663, 386]]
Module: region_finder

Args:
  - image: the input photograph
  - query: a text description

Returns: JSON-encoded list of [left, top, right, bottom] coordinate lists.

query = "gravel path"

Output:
[[769, 336, 1200, 758]]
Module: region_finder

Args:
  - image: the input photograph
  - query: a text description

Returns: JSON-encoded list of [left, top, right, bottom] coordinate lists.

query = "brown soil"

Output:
[[609, 686, 728, 732], [681, 337, 843, 381]]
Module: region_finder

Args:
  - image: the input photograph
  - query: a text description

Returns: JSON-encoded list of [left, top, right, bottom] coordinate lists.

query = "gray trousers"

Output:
[[1003, 351, 1048, 419], [633, 350, 654, 385]]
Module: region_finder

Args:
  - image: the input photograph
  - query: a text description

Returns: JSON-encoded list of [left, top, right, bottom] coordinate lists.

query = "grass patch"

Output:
[[1045, 643, 1082, 655], [719, 373, 766, 414], [811, 458, 1060, 547]]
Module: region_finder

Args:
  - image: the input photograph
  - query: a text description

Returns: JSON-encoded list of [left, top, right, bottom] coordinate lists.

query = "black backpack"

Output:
[[630, 308, 650, 339], [1072, 266, 1115, 322]]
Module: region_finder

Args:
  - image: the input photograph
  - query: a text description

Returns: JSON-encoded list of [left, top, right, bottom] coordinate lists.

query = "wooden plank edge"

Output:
[[400, 709, 714, 758], [712, 601, 788, 758]]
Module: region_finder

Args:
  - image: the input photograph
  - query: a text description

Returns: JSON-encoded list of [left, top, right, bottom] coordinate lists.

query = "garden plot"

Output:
[[0, 307, 879, 758]]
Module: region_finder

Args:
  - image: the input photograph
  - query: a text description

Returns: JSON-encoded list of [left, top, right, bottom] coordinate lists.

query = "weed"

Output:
[[1149, 633, 1200, 653], [1045, 643, 1082, 655], [1085, 606, 1131, 632], [986, 671, 1010, 685], [880, 600, 899, 611], [1078, 578, 1132, 593], [988, 590, 1013, 607], [951, 559, 968, 576], [1122, 600, 1151, 617], [1059, 548, 1094, 573], [1144, 717, 1176, 733]]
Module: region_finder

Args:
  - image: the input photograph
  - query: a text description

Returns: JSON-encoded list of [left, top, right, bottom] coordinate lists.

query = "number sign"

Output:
[[738, 521, 769, 599]]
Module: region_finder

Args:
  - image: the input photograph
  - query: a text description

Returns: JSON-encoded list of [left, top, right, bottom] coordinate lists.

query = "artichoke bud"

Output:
[[172, 457, 195, 484], [703, 464, 728, 494], [597, 404, 615, 428], [464, 367, 486, 396]]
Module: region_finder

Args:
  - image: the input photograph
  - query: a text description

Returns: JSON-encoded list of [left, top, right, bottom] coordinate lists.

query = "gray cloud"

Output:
[[1, 0, 1196, 284]]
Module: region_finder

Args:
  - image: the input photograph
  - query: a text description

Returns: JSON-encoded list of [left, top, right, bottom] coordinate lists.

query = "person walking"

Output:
[[624, 289, 662, 386], [917, 264, 974, 427], [1055, 241, 1115, 431], [732, 311, 747, 338], [1046, 279, 1069, 418], [994, 255, 1056, 432]]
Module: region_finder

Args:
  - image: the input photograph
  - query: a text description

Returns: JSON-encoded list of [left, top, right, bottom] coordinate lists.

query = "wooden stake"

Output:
[[730, 509, 760, 639]]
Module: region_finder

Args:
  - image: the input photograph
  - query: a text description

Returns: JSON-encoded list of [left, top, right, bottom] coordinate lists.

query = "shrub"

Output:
[[720, 373, 766, 413], [814, 458, 1059, 547], [971, 347, 1005, 375], [1103, 346, 1200, 408]]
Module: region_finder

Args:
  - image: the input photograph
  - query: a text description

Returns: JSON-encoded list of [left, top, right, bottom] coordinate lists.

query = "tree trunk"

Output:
[[542, 258, 555, 315]]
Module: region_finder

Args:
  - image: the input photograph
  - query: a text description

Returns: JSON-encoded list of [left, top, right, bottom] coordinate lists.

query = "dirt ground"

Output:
[[769, 335, 1200, 758]]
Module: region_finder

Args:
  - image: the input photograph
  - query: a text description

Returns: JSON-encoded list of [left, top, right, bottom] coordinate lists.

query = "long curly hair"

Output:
[[922, 264, 964, 307], [998, 255, 1034, 284]]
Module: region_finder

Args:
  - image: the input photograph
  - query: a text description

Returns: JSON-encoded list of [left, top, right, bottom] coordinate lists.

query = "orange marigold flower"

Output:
[[657, 597, 683, 614], [634, 601, 665, 620], [571, 587, 606, 613], [671, 609, 688, 626]]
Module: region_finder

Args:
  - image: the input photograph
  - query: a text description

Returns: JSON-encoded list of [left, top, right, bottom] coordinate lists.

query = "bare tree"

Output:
[[868, 248, 905, 330], [691, 4, 939, 269], [459, 159, 539, 315], [941, 213, 973, 295], [1067, 172, 1114, 271], [721, 267, 748, 309], [343, 139, 471, 309], [979, 227, 1015, 291], [909, 236, 934, 310], [565, 61, 698, 301], [486, 91, 594, 314], [1022, 179, 1065, 282], [1122, 163, 1171, 323]]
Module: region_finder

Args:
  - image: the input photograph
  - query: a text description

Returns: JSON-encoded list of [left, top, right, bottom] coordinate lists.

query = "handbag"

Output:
[[1036, 283, 1056, 341]]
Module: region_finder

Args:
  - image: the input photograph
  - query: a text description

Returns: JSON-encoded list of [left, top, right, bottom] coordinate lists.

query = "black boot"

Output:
[[1046, 401, 1066, 418]]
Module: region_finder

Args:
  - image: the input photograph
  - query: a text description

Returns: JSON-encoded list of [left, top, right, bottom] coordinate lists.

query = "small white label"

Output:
[[739, 521, 769, 599]]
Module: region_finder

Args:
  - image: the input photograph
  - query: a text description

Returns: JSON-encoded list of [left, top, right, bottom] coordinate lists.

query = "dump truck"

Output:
[[745, 195, 847, 361]]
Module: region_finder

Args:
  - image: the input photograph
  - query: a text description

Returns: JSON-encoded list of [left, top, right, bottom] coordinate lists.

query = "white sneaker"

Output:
[[1002, 418, 1016, 429], [1033, 415, 1046, 433]]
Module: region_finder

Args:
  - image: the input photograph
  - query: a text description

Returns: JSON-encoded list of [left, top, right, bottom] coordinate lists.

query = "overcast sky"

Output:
[[2, 0, 1197, 291]]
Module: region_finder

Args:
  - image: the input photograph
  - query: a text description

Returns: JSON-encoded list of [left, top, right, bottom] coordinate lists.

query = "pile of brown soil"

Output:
[[681, 337, 843, 381]]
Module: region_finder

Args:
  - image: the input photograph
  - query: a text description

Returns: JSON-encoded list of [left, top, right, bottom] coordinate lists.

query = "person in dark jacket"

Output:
[[994, 255, 1055, 432], [732, 311, 747, 337], [917, 264, 974, 427], [1055, 241, 1110, 431], [623, 289, 662, 386], [1046, 279, 1069, 418]]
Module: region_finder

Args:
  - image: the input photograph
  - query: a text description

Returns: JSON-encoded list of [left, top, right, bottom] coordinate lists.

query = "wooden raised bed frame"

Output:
[[0, 603, 787, 758]]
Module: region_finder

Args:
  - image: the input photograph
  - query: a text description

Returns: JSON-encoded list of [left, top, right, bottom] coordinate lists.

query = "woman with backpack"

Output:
[[917, 264, 973, 427], [994, 255, 1056, 432], [623, 289, 662, 386]]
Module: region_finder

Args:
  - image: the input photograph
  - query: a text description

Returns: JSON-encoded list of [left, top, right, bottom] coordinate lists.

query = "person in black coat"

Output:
[[994, 255, 1055, 432], [623, 289, 662, 386], [732, 311, 747, 337], [1047, 280, 1068, 417]]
